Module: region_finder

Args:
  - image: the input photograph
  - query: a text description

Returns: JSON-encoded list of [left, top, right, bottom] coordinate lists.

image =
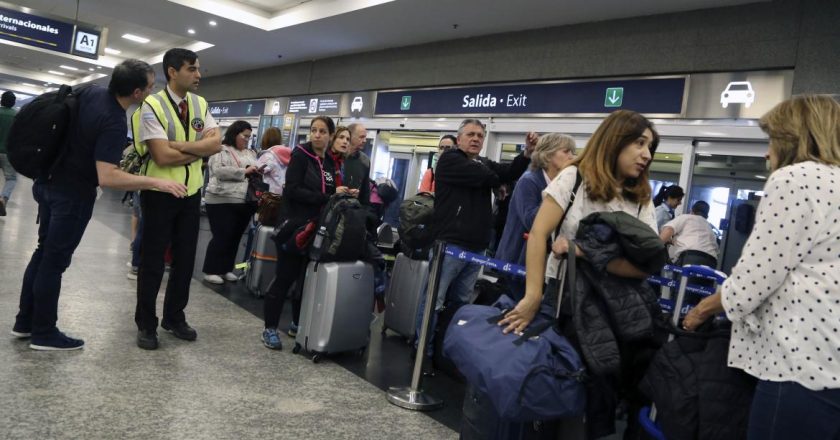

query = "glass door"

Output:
[[382, 152, 413, 227]]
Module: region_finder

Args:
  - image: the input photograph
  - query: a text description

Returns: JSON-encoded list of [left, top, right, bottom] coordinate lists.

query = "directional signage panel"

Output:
[[208, 99, 265, 118], [287, 94, 342, 116], [375, 77, 686, 116], [0, 6, 75, 54]]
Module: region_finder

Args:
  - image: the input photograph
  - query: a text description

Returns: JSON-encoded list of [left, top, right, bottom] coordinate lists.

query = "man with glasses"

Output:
[[132, 48, 220, 350], [11, 59, 188, 350], [414, 118, 529, 374]]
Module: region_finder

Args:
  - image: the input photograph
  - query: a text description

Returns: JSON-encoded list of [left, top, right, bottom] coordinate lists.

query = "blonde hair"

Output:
[[530, 133, 576, 170], [760, 94, 840, 170], [572, 110, 659, 204]]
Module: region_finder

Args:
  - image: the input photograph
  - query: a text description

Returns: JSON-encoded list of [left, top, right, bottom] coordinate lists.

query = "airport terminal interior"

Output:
[[0, 0, 839, 439]]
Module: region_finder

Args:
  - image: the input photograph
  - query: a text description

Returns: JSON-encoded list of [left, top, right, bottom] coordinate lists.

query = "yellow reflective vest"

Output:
[[131, 89, 209, 196]]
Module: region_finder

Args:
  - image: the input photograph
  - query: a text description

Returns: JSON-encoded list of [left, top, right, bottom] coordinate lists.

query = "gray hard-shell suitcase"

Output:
[[382, 253, 428, 341], [246, 225, 277, 297], [293, 261, 374, 362]]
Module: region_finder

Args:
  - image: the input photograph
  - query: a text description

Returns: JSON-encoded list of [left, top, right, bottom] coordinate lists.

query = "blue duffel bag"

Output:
[[442, 294, 586, 422]]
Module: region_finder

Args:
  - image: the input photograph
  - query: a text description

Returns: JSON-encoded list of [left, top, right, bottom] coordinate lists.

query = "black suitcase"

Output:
[[460, 383, 560, 440]]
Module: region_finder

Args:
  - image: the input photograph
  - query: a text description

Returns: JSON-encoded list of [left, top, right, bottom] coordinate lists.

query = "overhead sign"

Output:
[[339, 91, 376, 118], [375, 77, 686, 116], [72, 28, 100, 59], [685, 70, 794, 119], [287, 94, 342, 116], [0, 6, 75, 54], [208, 99, 265, 118]]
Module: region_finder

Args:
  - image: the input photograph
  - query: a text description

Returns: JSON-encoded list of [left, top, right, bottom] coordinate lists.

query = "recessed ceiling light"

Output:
[[59, 65, 79, 71], [187, 28, 196, 34], [121, 33, 150, 44], [96, 66, 103, 69], [104, 47, 121, 55], [88, 68, 95, 71], [22, 82, 36, 87], [47, 70, 66, 76], [209, 20, 217, 26], [698, 153, 713, 157], [755, 175, 767, 179]]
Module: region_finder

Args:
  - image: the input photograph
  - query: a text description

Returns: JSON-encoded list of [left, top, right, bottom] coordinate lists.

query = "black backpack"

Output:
[[309, 193, 369, 262], [398, 191, 435, 253], [7, 85, 81, 179]]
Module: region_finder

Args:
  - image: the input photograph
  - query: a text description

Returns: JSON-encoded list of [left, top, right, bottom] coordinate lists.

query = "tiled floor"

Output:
[[0, 179, 459, 440]]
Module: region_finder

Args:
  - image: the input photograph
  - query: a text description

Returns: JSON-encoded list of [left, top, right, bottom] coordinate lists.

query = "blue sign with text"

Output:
[[0, 6, 75, 54], [209, 100, 265, 118], [375, 77, 686, 116]]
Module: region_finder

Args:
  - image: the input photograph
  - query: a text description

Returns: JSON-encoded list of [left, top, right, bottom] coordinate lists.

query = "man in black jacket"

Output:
[[414, 118, 527, 359]]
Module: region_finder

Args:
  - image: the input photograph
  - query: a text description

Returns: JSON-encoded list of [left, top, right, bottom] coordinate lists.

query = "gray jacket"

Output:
[[205, 146, 257, 203]]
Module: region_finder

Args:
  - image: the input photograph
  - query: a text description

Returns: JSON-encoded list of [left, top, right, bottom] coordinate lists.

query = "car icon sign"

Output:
[[351, 96, 364, 112], [720, 81, 755, 108]]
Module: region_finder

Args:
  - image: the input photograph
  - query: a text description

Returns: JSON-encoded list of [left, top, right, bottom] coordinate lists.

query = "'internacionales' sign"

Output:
[[0, 6, 101, 59]]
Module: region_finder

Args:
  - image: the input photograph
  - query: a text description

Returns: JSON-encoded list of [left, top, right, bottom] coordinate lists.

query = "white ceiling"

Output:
[[0, 0, 767, 97]]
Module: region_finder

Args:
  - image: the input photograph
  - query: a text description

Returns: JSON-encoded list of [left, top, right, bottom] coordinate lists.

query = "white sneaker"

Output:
[[203, 274, 224, 285], [224, 272, 239, 282]]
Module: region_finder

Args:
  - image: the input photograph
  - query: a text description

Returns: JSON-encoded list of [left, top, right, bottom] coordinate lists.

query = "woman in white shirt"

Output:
[[684, 95, 840, 439], [499, 110, 660, 334]]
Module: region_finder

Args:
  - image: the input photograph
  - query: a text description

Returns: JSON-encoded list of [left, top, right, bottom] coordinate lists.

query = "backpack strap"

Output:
[[553, 170, 583, 239]]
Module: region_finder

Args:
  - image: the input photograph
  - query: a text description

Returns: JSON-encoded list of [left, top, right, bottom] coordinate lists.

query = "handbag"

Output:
[[442, 256, 586, 421], [246, 174, 269, 204], [257, 191, 283, 226]]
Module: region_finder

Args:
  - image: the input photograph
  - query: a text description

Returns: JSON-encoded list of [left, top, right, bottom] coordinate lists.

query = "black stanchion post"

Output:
[[386, 240, 445, 411]]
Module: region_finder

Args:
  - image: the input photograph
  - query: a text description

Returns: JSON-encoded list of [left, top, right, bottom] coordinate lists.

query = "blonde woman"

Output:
[[684, 95, 840, 439], [495, 133, 576, 300]]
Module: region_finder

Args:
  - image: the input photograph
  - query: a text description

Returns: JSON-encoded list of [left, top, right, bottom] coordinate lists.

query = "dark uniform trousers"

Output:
[[135, 190, 201, 331]]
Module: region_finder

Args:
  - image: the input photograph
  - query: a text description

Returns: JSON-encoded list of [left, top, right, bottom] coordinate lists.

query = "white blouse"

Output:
[[721, 161, 840, 391], [542, 166, 658, 279]]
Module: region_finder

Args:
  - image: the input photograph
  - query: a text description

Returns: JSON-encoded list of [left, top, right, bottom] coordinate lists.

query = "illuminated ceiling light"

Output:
[[755, 175, 767, 179], [47, 70, 66, 76], [104, 47, 122, 55], [121, 33, 150, 44], [96, 66, 103, 69], [22, 82, 36, 87], [187, 28, 196, 34], [88, 68, 95, 71], [59, 65, 79, 71], [698, 153, 713, 157], [209, 20, 217, 26]]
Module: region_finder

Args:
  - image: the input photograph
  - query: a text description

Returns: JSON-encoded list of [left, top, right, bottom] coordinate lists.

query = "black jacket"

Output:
[[343, 151, 370, 205], [433, 148, 528, 251], [639, 324, 756, 440], [283, 142, 337, 222], [558, 212, 668, 439]]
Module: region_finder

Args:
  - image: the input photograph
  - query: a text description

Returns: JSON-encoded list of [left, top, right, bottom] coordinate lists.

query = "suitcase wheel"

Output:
[[292, 343, 301, 354], [312, 354, 323, 364]]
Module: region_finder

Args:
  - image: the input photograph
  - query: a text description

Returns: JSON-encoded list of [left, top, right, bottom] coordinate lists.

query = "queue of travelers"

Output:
[[3, 45, 838, 439]]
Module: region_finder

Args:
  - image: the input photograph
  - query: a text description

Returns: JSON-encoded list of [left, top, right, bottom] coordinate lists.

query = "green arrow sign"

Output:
[[604, 87, 624, 107], [400, 95, 412, 111]]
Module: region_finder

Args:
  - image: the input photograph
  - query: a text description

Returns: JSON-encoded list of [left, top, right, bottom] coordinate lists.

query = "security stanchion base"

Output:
[[386, 387, 444, 411]]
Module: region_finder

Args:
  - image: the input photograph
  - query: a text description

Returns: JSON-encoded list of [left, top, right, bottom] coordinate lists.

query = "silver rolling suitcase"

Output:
[[246, 225, 277, 297], [382, 253, 428, 341], [293, 261, 374, 363]]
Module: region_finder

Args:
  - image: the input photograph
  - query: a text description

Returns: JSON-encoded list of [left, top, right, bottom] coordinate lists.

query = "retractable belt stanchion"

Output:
[[387, 240, 446, 411]]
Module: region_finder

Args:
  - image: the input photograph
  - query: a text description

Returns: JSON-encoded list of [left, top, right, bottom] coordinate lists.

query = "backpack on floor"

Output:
[[7, 85, 82, 179], [309, 193, 369, 262], [398, 192, 435, 253]]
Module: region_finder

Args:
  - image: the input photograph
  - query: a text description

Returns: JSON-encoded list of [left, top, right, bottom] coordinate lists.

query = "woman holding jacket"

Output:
[[684, 95, 840, 439], [202, 120, 259, 285], [262, 116, 354, 350]]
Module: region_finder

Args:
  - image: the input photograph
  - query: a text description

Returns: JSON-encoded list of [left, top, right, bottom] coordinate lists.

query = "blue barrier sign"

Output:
[[0, 6, 75, 54], [375, 77, 686, 117]]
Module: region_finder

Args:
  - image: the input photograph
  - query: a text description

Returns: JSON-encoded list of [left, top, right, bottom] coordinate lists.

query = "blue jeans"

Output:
[[15, 181, 96, 336], [748, 380, 840, 440], [414, 252, 482, 356], [0, 153, 17, 202]]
